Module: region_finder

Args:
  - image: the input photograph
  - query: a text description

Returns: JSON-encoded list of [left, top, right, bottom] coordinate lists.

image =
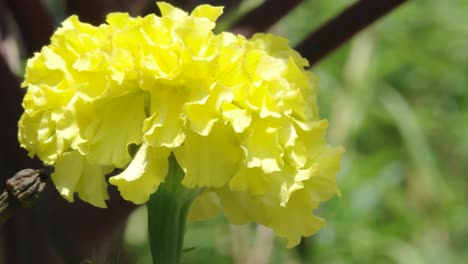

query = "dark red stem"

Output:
[[231, 0, 303, 37], [295, 0, 407, 66]]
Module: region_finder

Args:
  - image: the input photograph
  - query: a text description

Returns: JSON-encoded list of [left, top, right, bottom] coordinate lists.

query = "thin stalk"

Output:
[[295, 0, 407, 66], [147, 155, 200, 264]]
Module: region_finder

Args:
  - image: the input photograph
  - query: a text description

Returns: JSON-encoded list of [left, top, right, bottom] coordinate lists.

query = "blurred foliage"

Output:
[[37, 0, 468, 263], [286, 0, 468, 263]]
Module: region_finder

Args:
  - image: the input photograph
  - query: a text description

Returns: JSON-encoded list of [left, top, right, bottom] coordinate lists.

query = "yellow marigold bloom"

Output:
[[18, 2, 343, 247]]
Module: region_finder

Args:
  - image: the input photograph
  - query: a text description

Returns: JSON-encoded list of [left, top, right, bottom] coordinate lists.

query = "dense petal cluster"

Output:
[[18, 2, 343, 247]]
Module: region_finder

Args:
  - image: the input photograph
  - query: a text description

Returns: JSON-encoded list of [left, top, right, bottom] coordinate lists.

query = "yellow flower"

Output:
[[18, 2, 343, 247]]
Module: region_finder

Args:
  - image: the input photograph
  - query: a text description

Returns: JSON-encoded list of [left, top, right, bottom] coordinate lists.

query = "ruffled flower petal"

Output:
[[229, 166, 268, 195], [191, 4, 223, 22], [157, 2, 188, 19], [241, 116, 284, 173], [305, 146, 344, 201], [217, 186, 325, 248], [187, 190, 222, 221], [221, 102, 252, 133], [109, 144, 170, 204], [143, 86, 187, 148], [175, 122, 242, 188], [74, 92, 146, 167], [267, 189, 326, 248], [183, 85, 234, 136], [52, 151, 112, 208]]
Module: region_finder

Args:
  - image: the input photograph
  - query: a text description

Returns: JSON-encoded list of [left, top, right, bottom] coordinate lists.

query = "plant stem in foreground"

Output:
[[146, 155, 200, 264]]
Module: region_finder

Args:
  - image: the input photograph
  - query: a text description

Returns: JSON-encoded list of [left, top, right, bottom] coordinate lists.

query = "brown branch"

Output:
[[230, 0, 303, 37], [295, 0, 407, 66]]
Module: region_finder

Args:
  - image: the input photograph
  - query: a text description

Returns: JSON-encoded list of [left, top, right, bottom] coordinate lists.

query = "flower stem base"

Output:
[[146, 155, 199, 264]]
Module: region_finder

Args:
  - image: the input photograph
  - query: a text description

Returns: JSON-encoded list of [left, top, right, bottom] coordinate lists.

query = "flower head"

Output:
[[18, 2, 343, 247]]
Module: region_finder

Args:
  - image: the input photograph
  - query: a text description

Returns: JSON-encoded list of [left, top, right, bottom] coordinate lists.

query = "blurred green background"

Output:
[[42, 0, 467, 263]]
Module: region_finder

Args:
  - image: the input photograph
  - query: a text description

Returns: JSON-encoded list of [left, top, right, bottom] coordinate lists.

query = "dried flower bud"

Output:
[[6, 169, 46, 208]]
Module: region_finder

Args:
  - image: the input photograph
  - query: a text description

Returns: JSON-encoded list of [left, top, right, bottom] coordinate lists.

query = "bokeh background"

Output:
[[1, 0, 467, 263]]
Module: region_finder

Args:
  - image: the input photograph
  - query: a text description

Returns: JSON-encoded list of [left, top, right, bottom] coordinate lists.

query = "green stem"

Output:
[[147, 154, 200, 264]]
